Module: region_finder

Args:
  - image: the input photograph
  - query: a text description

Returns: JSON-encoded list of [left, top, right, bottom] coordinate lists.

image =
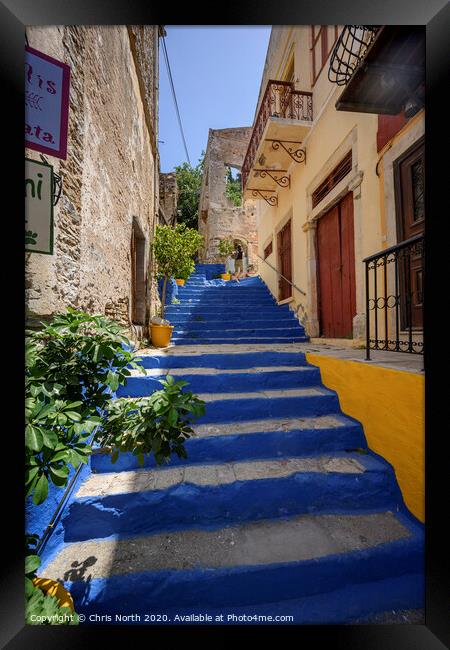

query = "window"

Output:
[[311, 26, 339, 85], [264, 241, 273, 259], [131, 220, 147, 325], [283, 56, 295, 84], [312, 150, 352, 208]]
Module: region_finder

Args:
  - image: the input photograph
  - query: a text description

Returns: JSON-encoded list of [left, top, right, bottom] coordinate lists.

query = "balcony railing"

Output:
[[328, 26, 381, 86], [364, 235, 424, 360], [242, 80, 313, 190]]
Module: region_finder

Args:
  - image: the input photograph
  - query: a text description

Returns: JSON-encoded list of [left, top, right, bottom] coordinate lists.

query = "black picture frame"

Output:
[[3, 0, 449, 646]]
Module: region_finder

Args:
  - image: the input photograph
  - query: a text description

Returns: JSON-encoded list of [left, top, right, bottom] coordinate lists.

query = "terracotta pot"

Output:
[[151, 323, 174, 347], [175, 279, 185, 286], [33, 577, 74, 612]]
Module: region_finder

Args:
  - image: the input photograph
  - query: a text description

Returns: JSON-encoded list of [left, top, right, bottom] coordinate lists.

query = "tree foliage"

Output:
[[174, 153, 205, 230], [152, 223, 204, 315], [218, 238, 235, 261], [225, 166, 242, 207]]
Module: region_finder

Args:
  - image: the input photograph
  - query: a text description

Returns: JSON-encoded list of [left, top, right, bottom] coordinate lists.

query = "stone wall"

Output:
[[198, 128, 258, 267], [25, 26, 161, 339]]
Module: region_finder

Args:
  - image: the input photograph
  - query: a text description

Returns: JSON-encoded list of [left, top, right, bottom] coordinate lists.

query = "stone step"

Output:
[[165, 308, 293, 319], [167, 313, 297, 323], [137, 350, 309, 369], [176, 299, 278, 306], [173, 321, 304, 338], [168, 318, 298, 330], [117, 366, 320, 397], [183, 386, 340, 423], [63, 453, 402, 542], [68, 574, 424, 624], [41, 511, 424, 613], [172, 336, 309, 345], [179, 288, 272, 294], [91, 414, 367, 473]]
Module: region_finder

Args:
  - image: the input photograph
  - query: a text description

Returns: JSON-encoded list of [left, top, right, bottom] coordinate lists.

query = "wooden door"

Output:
[[317, 192, 356, 338], [277, 220, 292, 301], [395, 139, 425, 329]]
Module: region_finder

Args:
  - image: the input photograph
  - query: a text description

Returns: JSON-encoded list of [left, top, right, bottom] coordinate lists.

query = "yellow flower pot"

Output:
[[221, 273, 231, 281], [33, 577, 74, 612], [151, 323, 174, 348], [175, 279, 185, 286]]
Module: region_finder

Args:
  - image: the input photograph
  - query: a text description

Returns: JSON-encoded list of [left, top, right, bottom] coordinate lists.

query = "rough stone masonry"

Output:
[[198, 127, 258, 267], [25, 26, 162, 339]]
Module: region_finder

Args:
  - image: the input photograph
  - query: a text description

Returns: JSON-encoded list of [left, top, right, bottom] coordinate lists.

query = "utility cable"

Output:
[[161, 34, 191, 165]]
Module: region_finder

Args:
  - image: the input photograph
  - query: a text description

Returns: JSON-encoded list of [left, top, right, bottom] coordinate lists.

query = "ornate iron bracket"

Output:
[[253, 169, 290, 188], [265, 139, 306, 164], [247, 188, 278, 206]]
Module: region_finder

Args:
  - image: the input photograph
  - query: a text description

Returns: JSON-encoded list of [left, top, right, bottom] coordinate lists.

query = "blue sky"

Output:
[[159, 26, 271, 172]]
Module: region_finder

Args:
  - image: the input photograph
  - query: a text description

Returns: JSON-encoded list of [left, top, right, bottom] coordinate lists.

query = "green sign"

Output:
[[25, 157, 54, 254]]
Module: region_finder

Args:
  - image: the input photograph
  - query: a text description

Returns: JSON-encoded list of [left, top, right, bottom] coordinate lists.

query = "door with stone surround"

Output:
[[394, 137, 425, 330], [317, 192, 356, 338], [277, 220, 292, 301]]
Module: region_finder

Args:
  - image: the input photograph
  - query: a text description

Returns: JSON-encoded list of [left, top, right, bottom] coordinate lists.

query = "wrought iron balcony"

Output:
[[328, 26, 381, 86], [329, 26, 425, 115], [242, 80, 313, 204]]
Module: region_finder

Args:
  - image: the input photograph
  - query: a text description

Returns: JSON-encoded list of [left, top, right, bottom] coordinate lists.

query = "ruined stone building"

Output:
[[198, 127, 258, 269], [159, 172, 178, 225], [25, 25, 163, 340]]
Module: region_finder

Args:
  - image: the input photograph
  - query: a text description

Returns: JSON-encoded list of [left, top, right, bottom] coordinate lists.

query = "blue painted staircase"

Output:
[[39, 265, 424, 625], [165, 268, 308, 345]]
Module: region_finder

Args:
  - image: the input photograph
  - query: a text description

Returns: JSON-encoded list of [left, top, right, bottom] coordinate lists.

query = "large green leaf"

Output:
[[33, 474, 49, 505]]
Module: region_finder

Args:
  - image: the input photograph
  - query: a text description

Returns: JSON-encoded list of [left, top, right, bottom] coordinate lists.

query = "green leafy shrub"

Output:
[[25, 308, 143, 505], [96, 375, 205, 466], [25, 308, 206, 624], [153, 223, 204, 317], [25, 536, 78, 625]]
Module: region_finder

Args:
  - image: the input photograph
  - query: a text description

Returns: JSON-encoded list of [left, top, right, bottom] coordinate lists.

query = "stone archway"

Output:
[[232, 236, 249, 273]]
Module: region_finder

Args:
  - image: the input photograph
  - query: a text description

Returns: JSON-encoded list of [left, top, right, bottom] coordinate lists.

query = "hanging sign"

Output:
[[25, 158, 54, 254], [25, 45, 71, 159]]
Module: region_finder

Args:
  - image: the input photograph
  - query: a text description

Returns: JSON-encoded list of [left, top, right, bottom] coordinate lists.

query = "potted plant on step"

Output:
[[218, 238, 235, 280], [152, 223, 204, 347]]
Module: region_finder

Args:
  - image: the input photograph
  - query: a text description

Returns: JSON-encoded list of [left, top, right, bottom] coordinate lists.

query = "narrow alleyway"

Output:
[[40, 265, 424, 624]]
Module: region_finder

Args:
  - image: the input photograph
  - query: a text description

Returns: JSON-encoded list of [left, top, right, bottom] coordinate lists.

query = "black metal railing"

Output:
[[328, 26, 381, 86], [364, 235, 424, 360]]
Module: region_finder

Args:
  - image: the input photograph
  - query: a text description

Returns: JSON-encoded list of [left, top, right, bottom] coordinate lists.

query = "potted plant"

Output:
[[218, 238, 235, 280], [152, 224, 204, 347]]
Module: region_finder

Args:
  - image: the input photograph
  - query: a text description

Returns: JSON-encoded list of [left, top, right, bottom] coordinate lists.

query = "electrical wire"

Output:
[[161, 34, 191, 165]]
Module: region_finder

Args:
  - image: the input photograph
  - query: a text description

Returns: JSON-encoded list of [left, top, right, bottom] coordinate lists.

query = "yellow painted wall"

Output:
[[306, 354, 425, 522]]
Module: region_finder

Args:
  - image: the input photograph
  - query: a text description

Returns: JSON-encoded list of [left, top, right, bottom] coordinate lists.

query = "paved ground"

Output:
[[138, 341, 424, 374]]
